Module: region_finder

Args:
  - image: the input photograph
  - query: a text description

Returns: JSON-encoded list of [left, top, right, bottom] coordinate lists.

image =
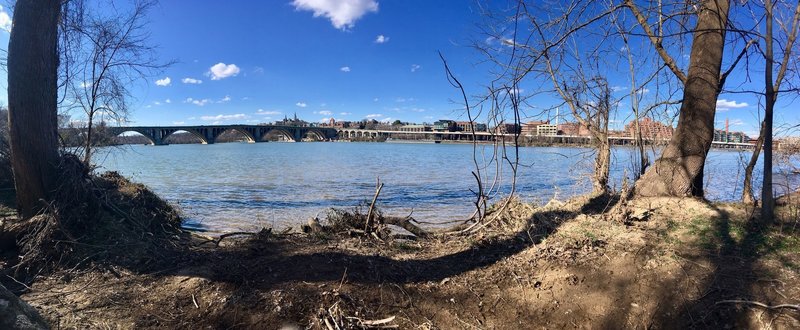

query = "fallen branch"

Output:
[[383, 216, 430, 239], [716, 300, 800, 311], [197, 231, 257, 246]]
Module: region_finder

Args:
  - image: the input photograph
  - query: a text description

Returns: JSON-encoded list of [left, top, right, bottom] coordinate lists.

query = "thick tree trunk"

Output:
[[594, 135, 611, 194], [0, 284, 49, 329], [742, 122, 765, 204], [7, 0, 62, 219], [635, 0, 730, 197]]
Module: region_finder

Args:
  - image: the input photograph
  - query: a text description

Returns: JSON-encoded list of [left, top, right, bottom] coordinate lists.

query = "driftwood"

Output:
[[383, 216, 430, 239], [302, 218, 324, 234], [364, 180, 384, 233], [0, 284, 49, 329]]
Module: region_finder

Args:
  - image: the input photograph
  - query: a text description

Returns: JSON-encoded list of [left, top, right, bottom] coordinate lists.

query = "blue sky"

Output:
[[0, 1, 796, 137], [89, 0, 493, 127]]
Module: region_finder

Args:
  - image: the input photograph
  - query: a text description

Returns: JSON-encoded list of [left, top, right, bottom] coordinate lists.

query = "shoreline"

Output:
[[11, 195, 800, 328]]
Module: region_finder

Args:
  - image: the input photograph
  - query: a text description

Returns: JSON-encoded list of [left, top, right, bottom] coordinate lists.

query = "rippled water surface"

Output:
[[96, 142, 794, 233]]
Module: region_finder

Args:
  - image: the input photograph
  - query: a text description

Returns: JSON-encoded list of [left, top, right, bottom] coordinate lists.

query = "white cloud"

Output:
[[184, 97, 211, 106], [256, 109, 282, 115], [410, 107, 425, 112], [611, 86, 628, 92], [505, 88, 523, 95], [296, 102, 308, 108], [182, 77, 203, 84], [165, 99, 172, 104], [380, 117, 393, 122], [365, 113, 383, 118], [253, 67, 265, 74], [219, 95, 231, 103], [729, 119, 745, 126], [637, 88, 650, 95], [208, 63, 241, 80], [411, 64, 421, 72], [292, 0, 379, 30], [501, 38, 522, 48], [0, 6, 10, 32], [340, 112, 352, 115], [173, 121, 186, 125], [153, 101, 161, 106], [316, 110, 333, 115], [373, 98, 379, 102], [155, 77, 171, 86], [340, 66, 351, 72], [375, 34, 389, 43], [716, 99, 749, 111], [200, 113, 247, 121]]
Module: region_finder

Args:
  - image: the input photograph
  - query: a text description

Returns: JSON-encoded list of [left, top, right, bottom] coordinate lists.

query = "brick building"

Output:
[[625, 118, 674, 140]]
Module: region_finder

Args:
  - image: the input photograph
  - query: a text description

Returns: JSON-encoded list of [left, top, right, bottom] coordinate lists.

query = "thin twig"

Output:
[[716, 300, 800, 311]]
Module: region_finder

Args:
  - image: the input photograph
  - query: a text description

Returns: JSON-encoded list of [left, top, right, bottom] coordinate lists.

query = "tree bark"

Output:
[[0, 284, 49, 329], [742, 121, 765, 204], [594, 135, 611, 194], [7, 0, 62, 219], [635, 0, 730, 197], [761, 0, 775, 223]]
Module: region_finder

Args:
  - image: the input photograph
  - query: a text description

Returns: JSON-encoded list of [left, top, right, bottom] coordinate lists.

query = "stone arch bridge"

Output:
[[101, 125, 338, 145]]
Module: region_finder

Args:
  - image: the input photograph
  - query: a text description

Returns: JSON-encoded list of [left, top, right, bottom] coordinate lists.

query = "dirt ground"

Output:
[[4, 196, 800, 329]]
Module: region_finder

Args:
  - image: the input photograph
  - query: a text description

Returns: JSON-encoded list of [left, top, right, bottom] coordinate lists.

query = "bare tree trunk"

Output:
[[762, 0, 776, 223], [635, 0, 730, 197], [7, 0, 62, 219], [594, 134, 611, 194], [84, 119, 93, 165], [743, 121, 765, 204]]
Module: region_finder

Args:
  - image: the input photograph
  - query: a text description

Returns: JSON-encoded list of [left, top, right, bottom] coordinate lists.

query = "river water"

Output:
[[95, 142, 795, 233]]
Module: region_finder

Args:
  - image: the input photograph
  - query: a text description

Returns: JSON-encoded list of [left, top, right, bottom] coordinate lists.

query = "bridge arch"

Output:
[[215, 127, 256, 143], [113, 130, 156, 145], [260, 128, 296, 142], [304, 129, 326, 141], [163, 129, 209, 144]]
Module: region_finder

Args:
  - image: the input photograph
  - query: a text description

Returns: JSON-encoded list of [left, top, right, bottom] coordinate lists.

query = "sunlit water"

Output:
[[95, 142, 797, 233]]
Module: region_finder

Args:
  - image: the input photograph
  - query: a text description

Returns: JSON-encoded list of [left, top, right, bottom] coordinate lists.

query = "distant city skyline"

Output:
[[0, 1, 794, 138]]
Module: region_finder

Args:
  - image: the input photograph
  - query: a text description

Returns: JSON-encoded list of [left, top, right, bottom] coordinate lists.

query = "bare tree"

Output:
[[735, 1, 800, 221], [759, 0, 800, 221], [543, 60, 613, 194], [632, 0, 731, 197], [7, 0, 62, 219], [61, 0, 169, 165]]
